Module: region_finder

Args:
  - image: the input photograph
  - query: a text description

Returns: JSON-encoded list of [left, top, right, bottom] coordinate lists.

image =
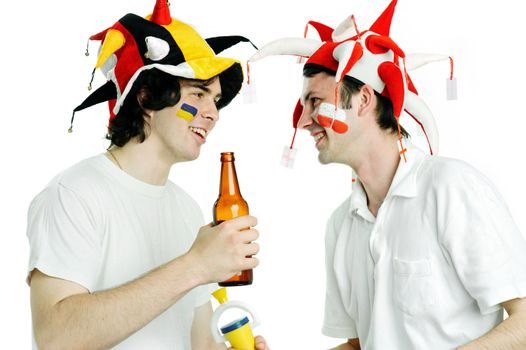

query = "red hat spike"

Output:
[[90, 29, 109, 41], [406, 74, 418, 94], [335, 42, 364, 83], [377, 61, 405, 118], [305, 21, 334, 42], [151, 0, 171, 25], [369, 0, 398, 36], [365, 35, 404, 57]]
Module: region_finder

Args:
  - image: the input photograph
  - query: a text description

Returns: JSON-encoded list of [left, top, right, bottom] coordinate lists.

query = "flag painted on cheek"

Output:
[[176, 103, 198, 121], [317, 102, 349, 133]]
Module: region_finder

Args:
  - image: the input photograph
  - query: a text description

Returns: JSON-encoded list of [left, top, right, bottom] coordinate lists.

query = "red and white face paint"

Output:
[[317, 102, 349, 134]]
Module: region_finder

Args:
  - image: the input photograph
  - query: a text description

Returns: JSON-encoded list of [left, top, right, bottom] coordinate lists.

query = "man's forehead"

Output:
[[300, 73, 334, 101]]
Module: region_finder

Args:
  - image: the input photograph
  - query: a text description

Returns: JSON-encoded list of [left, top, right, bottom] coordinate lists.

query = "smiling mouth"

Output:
[[314, 132, 326, 144], [189, 126, 208, 139]]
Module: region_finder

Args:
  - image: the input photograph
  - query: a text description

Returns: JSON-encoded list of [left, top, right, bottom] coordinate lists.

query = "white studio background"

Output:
[[1, 0, 525, 348]]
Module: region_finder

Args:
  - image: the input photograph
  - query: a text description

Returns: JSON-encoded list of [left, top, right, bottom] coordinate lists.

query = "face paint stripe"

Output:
[[316, 102, 349, 133], [181, 103, 198, 115], [176, 103, 198, 121]]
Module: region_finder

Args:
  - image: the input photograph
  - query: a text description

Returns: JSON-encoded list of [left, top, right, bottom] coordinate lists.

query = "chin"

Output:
[[188, 150, 200, 162], [318, 152, 332, 165], [176, 149, 201, 163]]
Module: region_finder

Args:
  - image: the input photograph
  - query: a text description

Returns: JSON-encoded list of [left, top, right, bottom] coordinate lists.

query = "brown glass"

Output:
[[213, 152, 253, 286]]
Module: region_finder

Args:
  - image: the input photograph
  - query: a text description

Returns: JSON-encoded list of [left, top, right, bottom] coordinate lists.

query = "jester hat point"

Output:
[[71, 0, 256, 131], [250, 0, 452, 155]]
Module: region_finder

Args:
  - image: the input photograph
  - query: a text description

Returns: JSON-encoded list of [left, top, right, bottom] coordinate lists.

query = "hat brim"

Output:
[[114, 57, 243, 114]]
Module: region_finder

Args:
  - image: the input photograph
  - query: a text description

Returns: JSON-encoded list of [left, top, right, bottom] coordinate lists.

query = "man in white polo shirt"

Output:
[[250, 0, 526, 348]]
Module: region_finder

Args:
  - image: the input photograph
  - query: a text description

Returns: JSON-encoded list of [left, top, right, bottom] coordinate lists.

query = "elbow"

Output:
[[34, 327, 84, 350], [34, 336, 59, 350], [36, 340, 90, 350], [34, 328, 65, 350]]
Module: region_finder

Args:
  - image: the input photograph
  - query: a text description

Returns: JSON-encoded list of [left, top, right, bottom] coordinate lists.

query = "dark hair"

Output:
[[107, 68, 181, 147], [107, 68, 218, 147], [303, 64, 409, 138]]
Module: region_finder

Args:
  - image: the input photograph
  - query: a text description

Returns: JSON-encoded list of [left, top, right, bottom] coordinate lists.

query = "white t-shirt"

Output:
[[323, 145, 526, 349], [27, 154, 214, 349]]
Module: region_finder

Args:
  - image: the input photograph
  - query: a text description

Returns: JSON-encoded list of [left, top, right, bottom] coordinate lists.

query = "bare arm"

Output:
[[457, 297, 526, 350], [331, 338, 361, 350], [31, 257, 199, 350], [31, 216, 260, 350], [191, 301, 227, 350]]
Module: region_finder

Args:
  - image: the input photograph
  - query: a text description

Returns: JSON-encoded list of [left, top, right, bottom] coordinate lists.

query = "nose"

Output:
[[199, 99, 219, 122], [296, 104, 314, 129]]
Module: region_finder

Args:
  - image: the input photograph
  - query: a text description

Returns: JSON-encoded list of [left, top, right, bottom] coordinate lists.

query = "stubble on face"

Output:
[[318, 149, 332, 164]]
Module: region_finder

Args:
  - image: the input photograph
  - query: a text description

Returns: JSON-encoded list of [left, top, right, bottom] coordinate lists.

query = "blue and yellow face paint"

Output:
[[176, 103, 198, 121]]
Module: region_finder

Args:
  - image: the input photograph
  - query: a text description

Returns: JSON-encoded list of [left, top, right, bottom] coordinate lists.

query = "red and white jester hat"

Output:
[[70, 0, 256, 132], [250, 0, 455, 160]]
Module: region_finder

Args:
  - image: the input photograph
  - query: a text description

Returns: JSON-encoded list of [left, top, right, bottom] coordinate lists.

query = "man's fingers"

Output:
[[238, 228, 259, 243], [255, 335, 268, 350], [241, 256, 259, 270], [221, 215, 258, 229], [243, 242, 260, 256]]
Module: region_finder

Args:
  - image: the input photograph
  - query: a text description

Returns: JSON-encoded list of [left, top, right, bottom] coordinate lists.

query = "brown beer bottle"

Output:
[[213, 152, 253, 286]]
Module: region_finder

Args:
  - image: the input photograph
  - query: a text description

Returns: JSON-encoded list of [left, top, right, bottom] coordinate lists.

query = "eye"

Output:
[[192, 92, 204, 98], [309, 97, 321, 107]]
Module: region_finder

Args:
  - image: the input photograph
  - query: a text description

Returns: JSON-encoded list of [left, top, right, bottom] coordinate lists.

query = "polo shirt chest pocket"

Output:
[[393, 258, 436, 316]]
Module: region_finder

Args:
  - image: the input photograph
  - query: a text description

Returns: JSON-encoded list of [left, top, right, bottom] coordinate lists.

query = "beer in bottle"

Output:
[[213, 152, 253, 286]]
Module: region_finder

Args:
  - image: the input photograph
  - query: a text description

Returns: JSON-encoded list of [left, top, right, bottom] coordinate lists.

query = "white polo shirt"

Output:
[[322, 145, 526, 349]]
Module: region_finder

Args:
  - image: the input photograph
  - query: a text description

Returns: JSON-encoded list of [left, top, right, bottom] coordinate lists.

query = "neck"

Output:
[[352, 133, 400, 216], [108, 138, 172, 186]]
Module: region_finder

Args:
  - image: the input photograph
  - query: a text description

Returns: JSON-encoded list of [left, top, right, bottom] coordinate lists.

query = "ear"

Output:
[[357, 84, 375, 117], [136, 88, 148, 109], [135, 90, 153, 138], [136, 89, 154, 118]]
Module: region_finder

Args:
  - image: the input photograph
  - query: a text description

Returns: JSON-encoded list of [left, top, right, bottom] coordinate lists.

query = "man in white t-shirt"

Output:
[[250, 0, 526, 349], [26, 1, 269, 349]]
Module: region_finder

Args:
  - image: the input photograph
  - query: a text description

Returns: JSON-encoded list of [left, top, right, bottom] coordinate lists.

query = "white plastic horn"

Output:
[[404, 90, 439, 155], [405, 53, 449, 71], [249, 38, 322, 62]]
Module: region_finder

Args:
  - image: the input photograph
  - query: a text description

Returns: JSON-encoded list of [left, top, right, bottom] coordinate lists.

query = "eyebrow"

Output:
[[187, 81, 222, 99]]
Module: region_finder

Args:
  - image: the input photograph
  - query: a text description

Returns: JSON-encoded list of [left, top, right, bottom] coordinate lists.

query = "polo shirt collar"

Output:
[[387, 143, 425, 198], [349, 142, 426, 216]]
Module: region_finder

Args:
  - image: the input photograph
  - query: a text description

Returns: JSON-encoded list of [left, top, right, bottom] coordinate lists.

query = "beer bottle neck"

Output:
[[219, 160, 242, 196]]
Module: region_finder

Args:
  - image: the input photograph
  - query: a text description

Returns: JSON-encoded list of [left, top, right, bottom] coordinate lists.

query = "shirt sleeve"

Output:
[[26, 182, 103, 292], [322, 209, 359, 339], [438, 163, 526, 314]]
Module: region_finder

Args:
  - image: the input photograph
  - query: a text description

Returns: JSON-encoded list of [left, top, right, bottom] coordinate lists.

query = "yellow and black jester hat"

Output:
[[70, 0, 256, 130]]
